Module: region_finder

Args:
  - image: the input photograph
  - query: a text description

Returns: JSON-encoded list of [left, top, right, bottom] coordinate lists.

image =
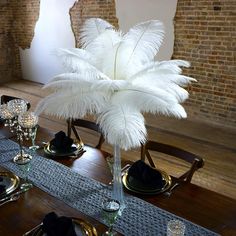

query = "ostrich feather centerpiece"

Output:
[[35, 18, 195, 209]]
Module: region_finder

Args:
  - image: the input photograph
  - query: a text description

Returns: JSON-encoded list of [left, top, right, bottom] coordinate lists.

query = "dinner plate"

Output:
[[0, 171, 20, 197], [31, 218, 98, 236], [122, 170, 172, 195], [44, 141, 83, 157]]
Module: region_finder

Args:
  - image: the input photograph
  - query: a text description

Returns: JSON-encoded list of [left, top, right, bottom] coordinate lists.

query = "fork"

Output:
[[0, 194, 20, 207], [164, 182, 180, 197], [23, 223, 43, 236]]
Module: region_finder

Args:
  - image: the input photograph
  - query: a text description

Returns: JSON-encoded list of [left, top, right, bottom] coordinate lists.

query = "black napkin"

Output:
[[42, 212, 77, 236], [50, 131, 73, 151], [127, 160, 164, 189]]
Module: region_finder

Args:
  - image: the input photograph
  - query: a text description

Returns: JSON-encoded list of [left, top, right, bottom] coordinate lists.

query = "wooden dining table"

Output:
[[0, 125, 236, 236]]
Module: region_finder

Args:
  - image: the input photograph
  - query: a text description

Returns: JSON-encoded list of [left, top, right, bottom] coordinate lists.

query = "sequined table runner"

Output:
[[0, 138, 218, 236]]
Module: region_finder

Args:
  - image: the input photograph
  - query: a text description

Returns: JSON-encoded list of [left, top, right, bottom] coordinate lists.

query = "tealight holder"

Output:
[[18, 112, 39, 151], [0, 99, 38, 163]]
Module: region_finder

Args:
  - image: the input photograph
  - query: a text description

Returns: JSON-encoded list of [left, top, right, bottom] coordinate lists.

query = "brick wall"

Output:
[[173, 1, 236, 127], [0, 1, 17, 83], [0, 0, 40, 83]]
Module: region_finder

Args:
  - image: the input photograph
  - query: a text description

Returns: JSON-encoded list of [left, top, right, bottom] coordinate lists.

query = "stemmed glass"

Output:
[[16, 111, 38, 189], [6, 99, 29, 162], [101, 198, 120, 236], [29, 125, 39, 151]]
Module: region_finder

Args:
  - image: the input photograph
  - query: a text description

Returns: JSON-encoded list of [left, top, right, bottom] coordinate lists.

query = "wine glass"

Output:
[[15, 154, 33, 189], [101, 198, 120, 236]]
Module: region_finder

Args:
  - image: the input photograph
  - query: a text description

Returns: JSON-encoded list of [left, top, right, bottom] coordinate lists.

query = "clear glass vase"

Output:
[[112, 145, 125, 213]]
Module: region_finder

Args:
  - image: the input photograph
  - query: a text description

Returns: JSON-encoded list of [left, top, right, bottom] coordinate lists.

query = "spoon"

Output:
[[0, 194, 20, 207]]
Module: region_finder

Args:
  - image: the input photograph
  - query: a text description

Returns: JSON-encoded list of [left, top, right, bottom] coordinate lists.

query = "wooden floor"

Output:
[[1, 79, 236, 199]]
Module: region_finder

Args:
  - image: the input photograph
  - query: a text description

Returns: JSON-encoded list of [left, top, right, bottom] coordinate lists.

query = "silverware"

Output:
[[109, 164, 131, 185], [0, 185, 32, 203], [23, 223, 43, 236], [0, 194, 20, 207], [164, 182, 180, 197]]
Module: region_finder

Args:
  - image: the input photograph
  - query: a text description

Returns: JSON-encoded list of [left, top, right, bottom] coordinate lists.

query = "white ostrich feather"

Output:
[[49, 73, 97, 83], [123, 20, 164, 64], [79, 18, 114, 48], [129, 60, 193, 82], [54, 48, 110, 80], [134, 73, 195, 87], [111, 87, 186, 118], [98, 105, 146, 150], [91, 80, 129, 92], [35, 90, 108, 119], [86, 29, 122, 55], [43, 79, 93, 92], [131, 75, 189, 102]]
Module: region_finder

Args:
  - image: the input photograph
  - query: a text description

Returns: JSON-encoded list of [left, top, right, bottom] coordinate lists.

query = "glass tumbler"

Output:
[[167, 220, 186, 236]]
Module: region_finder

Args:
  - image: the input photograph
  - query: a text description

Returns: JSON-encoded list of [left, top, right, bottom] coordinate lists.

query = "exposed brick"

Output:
[[173, 0, 236, 127]]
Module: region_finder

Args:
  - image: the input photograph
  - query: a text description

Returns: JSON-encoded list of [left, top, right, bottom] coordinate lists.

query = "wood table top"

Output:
[[0, 125, 236, 236]]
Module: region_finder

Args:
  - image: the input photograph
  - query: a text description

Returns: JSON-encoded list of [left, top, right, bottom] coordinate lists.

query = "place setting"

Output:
[[121, 160, 172, 195], [0, 168, 33, 207], [43, 130, 85, 158], [23, 212, 98, 236], [23, 197, 121, 236]]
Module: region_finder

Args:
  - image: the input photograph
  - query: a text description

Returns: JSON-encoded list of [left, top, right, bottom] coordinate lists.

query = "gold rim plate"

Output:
[[32, 218, 98, 236], [0, 171, 20, 197], [122, 170, 172, 195], [44, 141, 83, 157]]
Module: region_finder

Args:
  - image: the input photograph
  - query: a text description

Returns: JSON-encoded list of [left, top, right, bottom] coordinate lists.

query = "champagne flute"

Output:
[[102, 198, 120, 236]]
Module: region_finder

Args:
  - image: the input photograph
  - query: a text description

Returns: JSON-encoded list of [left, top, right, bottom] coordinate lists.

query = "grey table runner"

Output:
[[0, 138, 219, 236]]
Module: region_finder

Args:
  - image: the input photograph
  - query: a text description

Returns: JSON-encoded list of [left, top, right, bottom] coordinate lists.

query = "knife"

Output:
[[0, 186, 32, 203]]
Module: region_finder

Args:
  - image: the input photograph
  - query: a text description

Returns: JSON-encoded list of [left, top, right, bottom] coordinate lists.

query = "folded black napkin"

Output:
[[42, 212, 77, 236], [50, 131, 73, 151], [127, 160, 164, 189]]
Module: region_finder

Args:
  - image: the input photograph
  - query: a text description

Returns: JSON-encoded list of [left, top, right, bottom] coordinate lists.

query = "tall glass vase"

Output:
[[112, 144, 125, 213]]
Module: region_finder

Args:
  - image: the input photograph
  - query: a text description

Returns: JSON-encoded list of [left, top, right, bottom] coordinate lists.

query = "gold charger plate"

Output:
[[122, 170, 172, 195], [44, 141, 83, 157], [32, 218, 98, 236], [0, 171, 20, 197]]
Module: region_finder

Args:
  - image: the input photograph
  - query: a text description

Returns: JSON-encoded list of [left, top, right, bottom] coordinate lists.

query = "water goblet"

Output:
[[14, 154, 33, 189], [102, 198, 120, 236]]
